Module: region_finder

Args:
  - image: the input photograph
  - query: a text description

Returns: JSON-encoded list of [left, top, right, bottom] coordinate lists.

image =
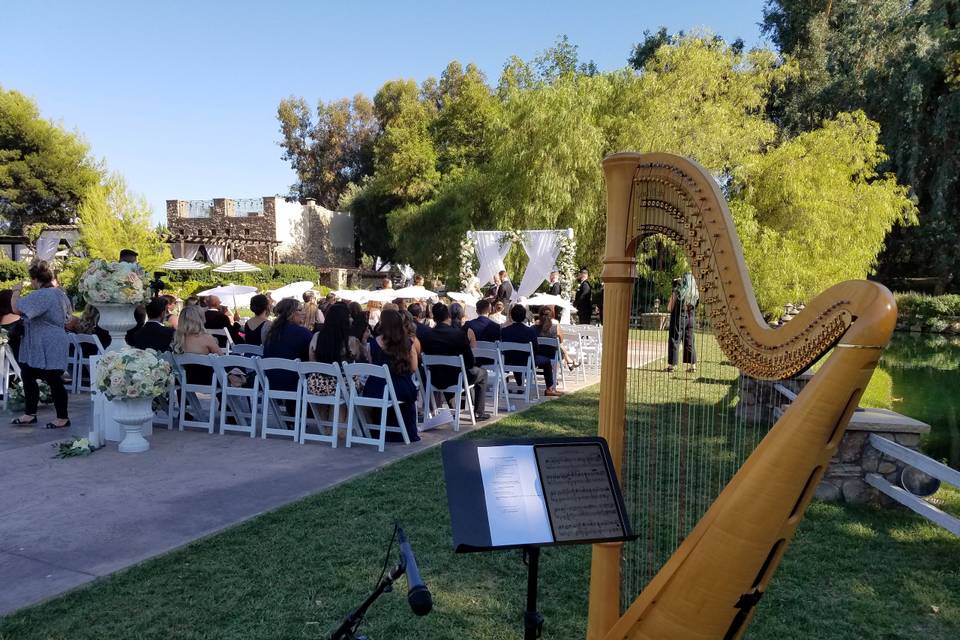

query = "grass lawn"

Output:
[[1, 387, 958, 640]]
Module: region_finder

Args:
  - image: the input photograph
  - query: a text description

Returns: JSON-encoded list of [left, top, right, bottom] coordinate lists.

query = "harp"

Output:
[[586, 153, 896, 640]]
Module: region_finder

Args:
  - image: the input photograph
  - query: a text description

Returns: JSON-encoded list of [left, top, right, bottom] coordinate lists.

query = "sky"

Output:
[[3, 0, 768, 224]]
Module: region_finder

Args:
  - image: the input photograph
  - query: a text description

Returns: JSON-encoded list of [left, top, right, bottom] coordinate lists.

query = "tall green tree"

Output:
[[0, 86, 102, 232], [762, 0, 960, 288], [78, 173, 171, 272]]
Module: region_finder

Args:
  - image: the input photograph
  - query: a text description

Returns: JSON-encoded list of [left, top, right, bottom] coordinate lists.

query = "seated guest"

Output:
[[0, 289, 24, 362], [421, 303, 490, 420], [534, 306, 578, 377], [464, 299, 501, 347], [203, 295, 243, 347], [303, 291, 323, 331], [490, 300, 507, 324], [500, 304, 561, 397], [406, 302, 431, 343], [362, 309, 419, 442], [70, 305, 111, 354], [161, 295, 179, 329], [242, 294, 272, 346], [307, 303, 355, 396], [347, 301, 371, 363], [125, 304, 147, 346], [262, 298, 312, 392], [449, 302, 465, 329], [128, 298, 176, 352], [172, 305, 222, 385]]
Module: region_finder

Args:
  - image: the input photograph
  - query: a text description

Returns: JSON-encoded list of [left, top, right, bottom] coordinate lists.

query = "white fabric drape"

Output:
[[204, 245, 226, 265], [172, 243, 202, 260], [473, 231, 512, 287], [516, 231, 563, 300], [36, 236, 61, 262]]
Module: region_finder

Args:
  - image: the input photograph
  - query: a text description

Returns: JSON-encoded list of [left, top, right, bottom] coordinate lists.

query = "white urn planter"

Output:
[[95, 303, 138, 352], [112, 397, 153, 453]]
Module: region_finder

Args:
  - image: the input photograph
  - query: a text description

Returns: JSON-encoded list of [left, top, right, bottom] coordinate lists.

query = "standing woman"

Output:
[[0, 289, 24, 363], [666, 272, 699, 374], [9, 262, 71, 428], [362, 309, 419, 443]]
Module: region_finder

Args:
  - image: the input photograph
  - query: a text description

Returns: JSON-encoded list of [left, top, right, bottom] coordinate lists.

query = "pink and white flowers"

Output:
[[95, 347, 173, 401], [79, 260, 149, 305]]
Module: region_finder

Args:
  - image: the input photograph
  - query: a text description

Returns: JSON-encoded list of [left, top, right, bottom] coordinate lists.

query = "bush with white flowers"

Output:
[[78, 259, 149, 305], [95, 347, 173, 401]]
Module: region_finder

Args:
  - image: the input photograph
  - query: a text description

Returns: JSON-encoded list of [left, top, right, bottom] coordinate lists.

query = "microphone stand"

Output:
[[329, 561, 407, 640], [523, 546, 544, 640]]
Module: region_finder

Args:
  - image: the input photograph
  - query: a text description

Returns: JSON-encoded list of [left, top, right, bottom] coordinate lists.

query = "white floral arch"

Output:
[[460, 228, 576, 301]]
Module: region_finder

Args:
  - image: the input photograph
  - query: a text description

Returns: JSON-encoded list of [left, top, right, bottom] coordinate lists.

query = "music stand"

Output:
[[442, 436, 635, 639]]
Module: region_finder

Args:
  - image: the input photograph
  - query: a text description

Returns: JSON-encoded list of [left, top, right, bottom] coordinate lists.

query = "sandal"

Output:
[[44, 420, 71, 429], [11, 415, 37, 425]]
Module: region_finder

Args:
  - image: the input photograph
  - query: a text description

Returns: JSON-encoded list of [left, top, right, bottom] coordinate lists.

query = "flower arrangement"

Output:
[[555, 235, 578, 297], [53, 437, 98, 458], [95, 347, 173, 401], [458, 235, 477, 290], [6, 379, 52, 411], [78, 260, 149, 305]]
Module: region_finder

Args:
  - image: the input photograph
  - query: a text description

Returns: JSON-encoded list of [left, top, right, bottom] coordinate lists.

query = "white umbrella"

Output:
[[270, 281, 314, 300], [198, 284, 258, 310], [160, 258, 210, 271], [393, 285, 438, 300], [523, 293, 574, 310], [365, 288, 399, 303], [332, 289, 370, 304], [212, 259, 261, 274], [446, 291, 481, 305]]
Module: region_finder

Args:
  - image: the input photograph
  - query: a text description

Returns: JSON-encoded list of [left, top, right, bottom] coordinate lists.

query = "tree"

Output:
[[729, 111, 917, 315], [78, 173, 172, 272], [0, 86, 102, 232]]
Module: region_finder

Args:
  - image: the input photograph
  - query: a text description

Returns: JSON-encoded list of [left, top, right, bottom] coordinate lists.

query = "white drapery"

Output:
[[472, 231, 512, 287], [35, 236, 61, 262], [516, 231, 564, 301], [172, 242, 202, 260], [204, 245, 226, 265]]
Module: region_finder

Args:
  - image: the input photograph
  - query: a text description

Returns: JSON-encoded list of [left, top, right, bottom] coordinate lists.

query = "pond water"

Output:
[[878, 333, 960, 469]]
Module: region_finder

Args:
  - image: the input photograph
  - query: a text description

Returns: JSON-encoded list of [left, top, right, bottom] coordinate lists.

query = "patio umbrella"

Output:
[[160, 258, 210, 271], [365, 288, 399, 304], [332, 289, 370, 304], [392, 285, 438, 300], [212, 259, 261, 274], [270, 281, 314, 300], [523, 293, 574, 309], [197, 284, 259, 310], [446, 291, 481, 305]]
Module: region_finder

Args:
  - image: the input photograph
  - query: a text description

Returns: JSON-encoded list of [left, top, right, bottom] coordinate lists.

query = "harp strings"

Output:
[[619, 175, 779, 611]]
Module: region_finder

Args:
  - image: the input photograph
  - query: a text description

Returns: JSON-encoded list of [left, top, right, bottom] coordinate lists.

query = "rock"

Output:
[[839, 432, 868, 463], [910, 323, 924, 332], [861, 447, 880, 472], [827, 463, 862, 478], [895, 433, 921, 448], [877, 461, 897, 475], [842, 479, 869, 504], [815, 482, 841, 502]]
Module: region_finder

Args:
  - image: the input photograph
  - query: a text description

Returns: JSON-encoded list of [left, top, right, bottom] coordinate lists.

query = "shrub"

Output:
[[272, 263, 320, 284], [0, 259, 28, 283], [895, 292, 960, 321]]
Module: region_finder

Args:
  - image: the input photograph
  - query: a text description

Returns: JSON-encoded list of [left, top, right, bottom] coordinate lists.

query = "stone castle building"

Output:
[[165, 196, 354, 267]]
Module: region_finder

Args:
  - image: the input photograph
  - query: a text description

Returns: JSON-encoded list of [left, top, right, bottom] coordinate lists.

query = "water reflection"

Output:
[[879, 334, 960, 469]]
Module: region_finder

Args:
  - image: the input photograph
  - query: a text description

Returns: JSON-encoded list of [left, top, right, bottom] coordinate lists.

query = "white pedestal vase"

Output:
[[95, 303, 137, 352], [112, 396, 153, 453]]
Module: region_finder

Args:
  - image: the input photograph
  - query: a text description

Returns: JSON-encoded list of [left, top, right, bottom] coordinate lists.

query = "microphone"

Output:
[[397, 526, 433, 616]]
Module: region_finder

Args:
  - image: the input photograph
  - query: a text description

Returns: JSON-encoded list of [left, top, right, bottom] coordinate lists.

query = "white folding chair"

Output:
[[422, 354, 475, 431], [537, 337, 565, 390], [298, 361, 349, 447], [206, 328, 235, 354], [256, 357, 302, 440], [230, 344, 262, 357], [475, 340, 499, 351], [343, 362, 410, 452], [65, 333, 80, 392], [73, 334, 105, 392], [559, 327, 587, 383], [473, 346, 511, 414], [499, 341, 539, 403], [577, 325, 602, 374], [152, 352, 178, 430], [174, 353, 218, 433], [211, 355, 260, 437], [1, 344, 22, 411]]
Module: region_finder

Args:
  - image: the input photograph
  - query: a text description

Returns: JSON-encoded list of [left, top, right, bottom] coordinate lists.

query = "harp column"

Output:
[[587, 153, 639, 640]]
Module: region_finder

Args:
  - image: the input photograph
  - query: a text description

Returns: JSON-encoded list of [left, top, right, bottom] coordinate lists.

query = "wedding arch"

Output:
[[460, 228, 576, 300]]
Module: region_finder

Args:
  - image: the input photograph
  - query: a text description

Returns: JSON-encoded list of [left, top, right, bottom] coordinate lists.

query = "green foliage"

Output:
[[0, 258, 28, 283], [895, 292, 960, 321], [729, 111, 917, 316], [762, 0, 960, 287], [0, 86, 102, 232], [77, 173, 172, 272], [271, 263, 320, 284]]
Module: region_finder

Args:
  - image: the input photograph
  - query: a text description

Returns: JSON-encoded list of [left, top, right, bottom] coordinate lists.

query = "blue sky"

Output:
[[3, 0, 767, 224]]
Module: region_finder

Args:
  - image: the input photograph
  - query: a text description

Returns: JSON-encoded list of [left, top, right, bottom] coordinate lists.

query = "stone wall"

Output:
[[166, 198, 276, 264]]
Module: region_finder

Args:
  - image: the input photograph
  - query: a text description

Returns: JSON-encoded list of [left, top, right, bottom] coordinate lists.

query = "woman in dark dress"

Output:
[[307, 303, 353, 395], [362, 309, 419, 443], [262, 298, 311, 391], [242, 294, 272, 347], [0, 289, 23, 363], [666, 273, 699, 373]]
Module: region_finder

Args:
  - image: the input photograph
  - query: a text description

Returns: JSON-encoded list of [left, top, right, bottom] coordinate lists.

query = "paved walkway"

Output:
[[0, 372, 598, 615]]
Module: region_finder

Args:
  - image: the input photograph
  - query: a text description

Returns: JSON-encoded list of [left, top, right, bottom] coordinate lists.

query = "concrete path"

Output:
[[0, 373, 598, 615]]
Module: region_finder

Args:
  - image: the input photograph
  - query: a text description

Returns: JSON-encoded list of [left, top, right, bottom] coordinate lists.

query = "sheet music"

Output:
[[477, 445, 554, 547], [535, 444, 625, 542]]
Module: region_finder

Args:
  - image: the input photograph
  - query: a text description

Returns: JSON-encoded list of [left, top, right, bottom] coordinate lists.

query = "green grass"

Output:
[[1, 388, 958, 640]]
